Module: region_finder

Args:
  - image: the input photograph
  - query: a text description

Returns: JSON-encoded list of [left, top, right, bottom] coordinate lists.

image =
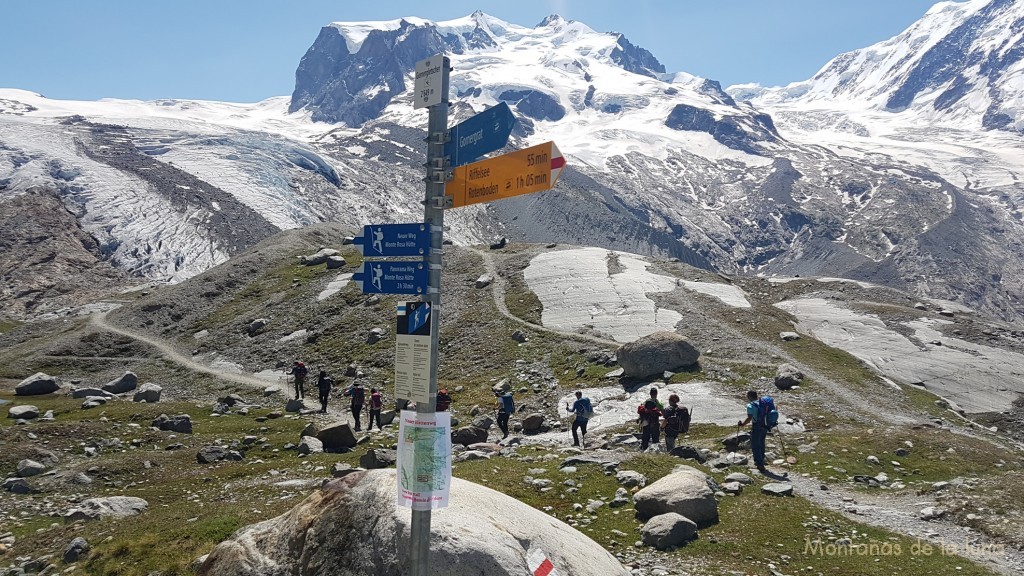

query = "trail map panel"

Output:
[[396, 410, 452, 510]]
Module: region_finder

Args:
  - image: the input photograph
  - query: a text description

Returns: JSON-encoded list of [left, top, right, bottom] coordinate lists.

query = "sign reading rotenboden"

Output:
[[446, 141, 565, 208]]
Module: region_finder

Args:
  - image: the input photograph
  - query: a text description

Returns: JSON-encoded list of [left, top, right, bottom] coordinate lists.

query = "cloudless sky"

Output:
[[0, 0, 944, 103]]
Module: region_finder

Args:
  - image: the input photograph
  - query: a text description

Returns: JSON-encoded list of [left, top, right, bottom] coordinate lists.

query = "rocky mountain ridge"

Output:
[[2, 4, 1023, 323]]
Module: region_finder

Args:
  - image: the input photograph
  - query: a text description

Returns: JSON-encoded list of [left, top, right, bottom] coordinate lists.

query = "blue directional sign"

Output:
[[352, 223, 432, 257], [353, 261, 428, 295], [444, 102, 517, 168]]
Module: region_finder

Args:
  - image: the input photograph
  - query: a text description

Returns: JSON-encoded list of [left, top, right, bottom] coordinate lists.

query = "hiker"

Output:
[[436, 388, 452, 412], [288, 361, 308, 400], [495, 391, 514, 439], [638, 398, 663, 450], [316, 370, 333, 414], [565, 390, 593, 447], [649, 387, 664, 409], [661, 394, 690, 451], [738, 390, 777, 473], [345, 381, 366, 431], [368, 388, 384, 430]]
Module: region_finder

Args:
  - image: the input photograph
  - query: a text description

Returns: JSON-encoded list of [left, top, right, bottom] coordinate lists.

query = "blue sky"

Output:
[[1, 0, 943, 102]]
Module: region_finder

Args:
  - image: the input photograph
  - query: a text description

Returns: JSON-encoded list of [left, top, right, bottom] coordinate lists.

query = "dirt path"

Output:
[[89, 310, 355, 423], [785, 472, 1024, 574]]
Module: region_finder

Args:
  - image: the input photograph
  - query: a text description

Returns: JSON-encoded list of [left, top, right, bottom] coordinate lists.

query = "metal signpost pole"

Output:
[[408, 55, 449, 576]]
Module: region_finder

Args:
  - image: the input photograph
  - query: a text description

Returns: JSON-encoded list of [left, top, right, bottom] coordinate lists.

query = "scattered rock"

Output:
[[920, 506, 946, 520], [521, 413, 545, 432], [724, 472, 753, 485], [331, 463, 366, 478], [64, 496, 149, 521], [248, 319, 275, 338], [641, 513, 698, 550], [616, 470, 647, 488], [325, 255, 347, 269], [71, 387, 112, 399], [452, 426, 489, 446], [63, 537, 90, 563], [297, 437, 324, 455], [774, 364, 803, 390], [475, 274, 493, 289], [721, 481, 743, 495], [101, 371, 138, 394], [668, 445, 707, 464], [285, 399, 305, 413], [360, 449, 398, 469], [316, 422, 358, 450], [15, 373, 60, 396], [16, 459, 46, 477], [510, 330, 528, 343], [153, 414, 193, 433], [633, 465, 719, 527], [779, 332, 801, 341], [7, 404, 39, 420], [761, 483, 794, 497], [3, 477, 34, 493], [197, 446, 244, 464], [132, 381, 163, 403], [300, 248, 338, 266], [721, 432, 750, 451]]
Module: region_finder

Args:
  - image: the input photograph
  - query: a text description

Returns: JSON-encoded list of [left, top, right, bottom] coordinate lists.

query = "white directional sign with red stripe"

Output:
[[446, 141, 566, 208], [527, 548, 559, 576]]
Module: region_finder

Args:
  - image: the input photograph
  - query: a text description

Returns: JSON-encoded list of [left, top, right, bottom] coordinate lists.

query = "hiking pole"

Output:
[[775, 425, 787, 458]]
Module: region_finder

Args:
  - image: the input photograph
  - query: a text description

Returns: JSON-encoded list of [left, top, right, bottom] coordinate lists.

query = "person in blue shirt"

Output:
[[739, 390, 768, 473], [565, 390, 592, 447], [495, 391, 515, 439]]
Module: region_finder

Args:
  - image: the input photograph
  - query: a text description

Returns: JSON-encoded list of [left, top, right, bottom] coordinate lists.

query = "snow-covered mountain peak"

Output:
[[732, 0, 1024, 132]]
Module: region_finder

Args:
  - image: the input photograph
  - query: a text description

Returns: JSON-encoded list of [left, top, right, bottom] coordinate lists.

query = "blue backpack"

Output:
[[499, 393, 515, 414], [758, 396, 779, 430]]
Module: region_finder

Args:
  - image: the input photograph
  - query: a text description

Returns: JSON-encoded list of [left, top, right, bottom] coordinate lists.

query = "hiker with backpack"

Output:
[[367, 388, 384, 430], [288, 361, 308, 401], [316, 370, 333, 414], [565, 390, 593, 448], [345, 381, 366, 431], [661, 393, 691, 451], [739, 390, 779, 473], [495, 391, 515, 439], [637, 398, 663, 450]]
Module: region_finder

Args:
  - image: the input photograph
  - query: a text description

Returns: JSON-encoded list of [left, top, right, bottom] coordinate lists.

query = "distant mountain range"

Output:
[[1, 1, 1022, 323]]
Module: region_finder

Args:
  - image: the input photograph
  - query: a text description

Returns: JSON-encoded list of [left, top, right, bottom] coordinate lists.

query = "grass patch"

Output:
[[0, 318, 24, 333], [787, 424, 1017, 486]]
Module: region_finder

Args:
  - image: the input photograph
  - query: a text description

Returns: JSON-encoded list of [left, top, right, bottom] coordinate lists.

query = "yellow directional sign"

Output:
[[446, 141, 565, 208]]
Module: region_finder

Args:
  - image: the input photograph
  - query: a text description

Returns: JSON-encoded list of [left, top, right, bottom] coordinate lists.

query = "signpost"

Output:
[[443, 101, 517, 168], [408, 53, 450, 576], [351, 262, 428, 295], [352, 223, 431, 257], [446, 141, 566, 208]]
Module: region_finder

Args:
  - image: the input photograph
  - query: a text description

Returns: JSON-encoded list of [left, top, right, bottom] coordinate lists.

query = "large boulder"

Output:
[[316, 422, 358, 451], [15, 373, 60, 396], [774, 364, 804, 390], [72, 387, 113, 399], [198, 469, 629, 576], [63, 496, 149, 522], [102, 372, 138, 394], [297, 437, 324, 455], [616, 332, 700, 378], [633, 465, 719, 527], [640, 513, 697, 550], [521, 413, 544, 432]]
